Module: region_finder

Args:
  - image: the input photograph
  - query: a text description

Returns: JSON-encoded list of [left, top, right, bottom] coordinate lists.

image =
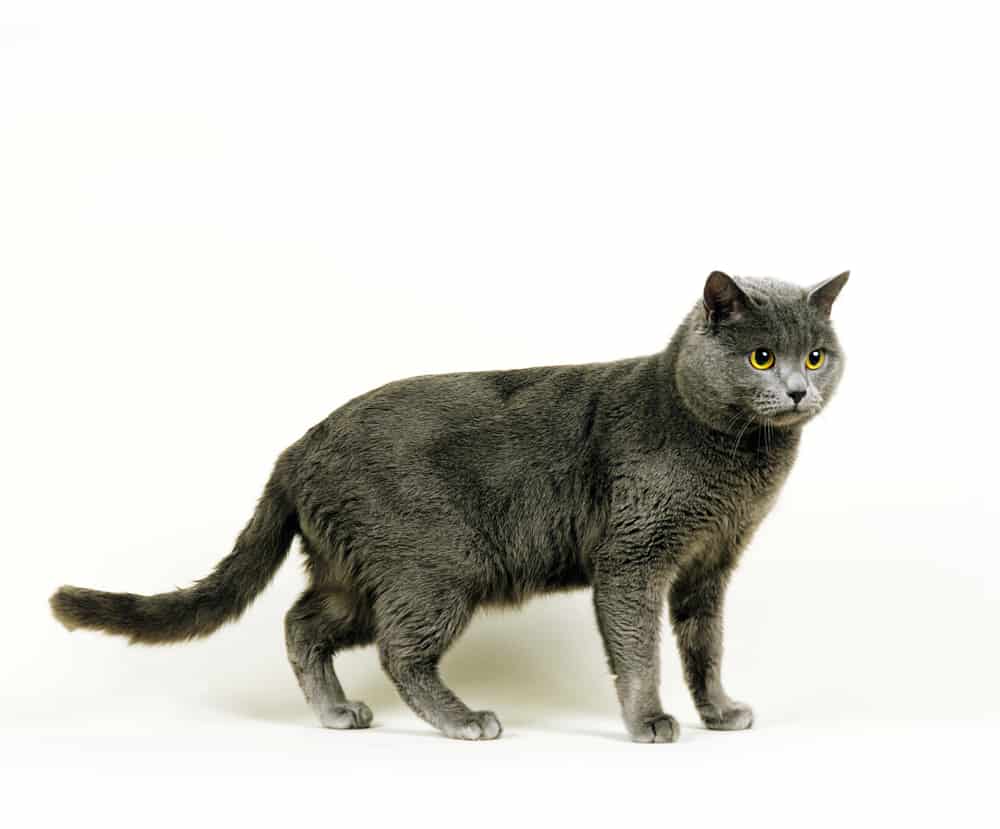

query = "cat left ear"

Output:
[[808, 271, 850, 317], [703, 271, 748, 324]]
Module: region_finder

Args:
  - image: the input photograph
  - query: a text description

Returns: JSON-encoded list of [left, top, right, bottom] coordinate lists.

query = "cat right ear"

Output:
[[703, 271, 747, 324], [808, 271, 850, 317]]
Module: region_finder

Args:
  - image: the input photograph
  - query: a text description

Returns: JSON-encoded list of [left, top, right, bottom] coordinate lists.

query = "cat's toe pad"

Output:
[[631, 714, 680, 743], [700, 701, 754, 731], [320, 701, 373, 729], [444, 711, 503, 741]]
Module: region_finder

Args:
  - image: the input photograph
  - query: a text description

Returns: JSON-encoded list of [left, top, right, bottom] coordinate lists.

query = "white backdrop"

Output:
[[2, 2, 997, 827]]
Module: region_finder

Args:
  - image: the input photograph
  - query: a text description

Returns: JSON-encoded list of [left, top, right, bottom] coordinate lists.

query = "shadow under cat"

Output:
[[211, 593, 621, 729]]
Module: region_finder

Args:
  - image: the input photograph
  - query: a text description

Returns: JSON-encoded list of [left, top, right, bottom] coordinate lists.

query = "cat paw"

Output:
[[699, 700, 754, 731], [320, 701, 373, 729], [629, 714, 681, 744], [442, 711, 503, 741]]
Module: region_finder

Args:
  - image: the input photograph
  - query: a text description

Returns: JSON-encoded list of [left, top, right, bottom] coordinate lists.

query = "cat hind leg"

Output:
[[285, 588, 375, 729], [375, 581, 502, 741]]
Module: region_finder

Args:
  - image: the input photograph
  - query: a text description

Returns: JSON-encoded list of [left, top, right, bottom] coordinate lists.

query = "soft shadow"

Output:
[[211, 593, 620, 727]]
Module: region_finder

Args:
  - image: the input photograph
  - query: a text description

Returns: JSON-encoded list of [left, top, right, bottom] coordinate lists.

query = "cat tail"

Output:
[[49, 478, 298, 645]]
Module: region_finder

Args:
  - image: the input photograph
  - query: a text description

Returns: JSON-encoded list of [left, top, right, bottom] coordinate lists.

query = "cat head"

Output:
[[675, 271, 849, 433]]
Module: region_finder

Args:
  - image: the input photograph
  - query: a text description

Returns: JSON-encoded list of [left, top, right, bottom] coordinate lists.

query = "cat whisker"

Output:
[[731, 416, 753, 462]]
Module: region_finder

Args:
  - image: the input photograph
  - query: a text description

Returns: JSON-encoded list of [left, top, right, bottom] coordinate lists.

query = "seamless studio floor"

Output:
[[4, 503, 997, 828]]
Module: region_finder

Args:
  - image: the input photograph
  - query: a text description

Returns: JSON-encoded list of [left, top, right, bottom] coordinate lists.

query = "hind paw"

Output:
[[320, 701, 373, 729], [699, 700, 754, 731], [442, 711, 503, 741], [629, 713, 681, 743]]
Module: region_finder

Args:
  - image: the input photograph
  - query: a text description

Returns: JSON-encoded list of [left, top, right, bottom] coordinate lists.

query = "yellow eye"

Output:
[[806, 349, 826, 370], [749, 349, 775, 370]]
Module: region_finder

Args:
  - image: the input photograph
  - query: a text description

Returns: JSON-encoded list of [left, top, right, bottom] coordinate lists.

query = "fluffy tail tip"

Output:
[[50, 585, 88, 631]]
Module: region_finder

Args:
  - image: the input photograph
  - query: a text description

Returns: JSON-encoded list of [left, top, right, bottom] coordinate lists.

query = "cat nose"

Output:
[[787, 389, 806, 405]]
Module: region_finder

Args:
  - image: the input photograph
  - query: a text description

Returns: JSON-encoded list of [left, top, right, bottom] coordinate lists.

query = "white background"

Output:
[[2, 2, 997, 826]]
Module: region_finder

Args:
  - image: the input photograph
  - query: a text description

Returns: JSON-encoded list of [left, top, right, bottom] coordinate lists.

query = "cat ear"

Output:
[[703, 271, 748, 324], [808, 271, 850, 317]]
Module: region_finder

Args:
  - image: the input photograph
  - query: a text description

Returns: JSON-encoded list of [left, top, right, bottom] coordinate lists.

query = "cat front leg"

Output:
[[668, 555, 753, 731], [593, 560, 679, 743]]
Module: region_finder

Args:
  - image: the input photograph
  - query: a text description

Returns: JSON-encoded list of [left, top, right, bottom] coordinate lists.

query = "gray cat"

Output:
[[51, 271, 849, 742]]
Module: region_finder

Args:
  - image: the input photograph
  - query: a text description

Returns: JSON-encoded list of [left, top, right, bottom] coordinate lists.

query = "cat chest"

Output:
[[621, 454, 788, 552], [678, 462, 787, 553]]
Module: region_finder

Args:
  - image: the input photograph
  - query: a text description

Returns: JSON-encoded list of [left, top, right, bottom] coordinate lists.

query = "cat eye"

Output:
[[805, 349, 826, 370], [749, 349, 775, 371]]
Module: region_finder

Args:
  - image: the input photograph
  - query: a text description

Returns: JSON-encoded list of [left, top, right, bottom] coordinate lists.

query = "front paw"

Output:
[[628, 714, 680, 744], [699, 700, 754, 731]]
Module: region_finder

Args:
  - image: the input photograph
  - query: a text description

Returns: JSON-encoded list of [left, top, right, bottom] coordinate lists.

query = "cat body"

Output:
[[51, 272, 848, 742]]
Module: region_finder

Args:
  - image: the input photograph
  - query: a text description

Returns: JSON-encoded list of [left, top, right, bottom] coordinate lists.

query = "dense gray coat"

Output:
[[51, 271, 848, 742]]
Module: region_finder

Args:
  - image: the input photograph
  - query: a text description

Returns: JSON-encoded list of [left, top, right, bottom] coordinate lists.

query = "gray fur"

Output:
[[50, 271, 848, 742]]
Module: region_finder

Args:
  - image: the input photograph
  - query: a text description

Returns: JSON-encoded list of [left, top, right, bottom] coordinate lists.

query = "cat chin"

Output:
[[765, 410, 814, 428]]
